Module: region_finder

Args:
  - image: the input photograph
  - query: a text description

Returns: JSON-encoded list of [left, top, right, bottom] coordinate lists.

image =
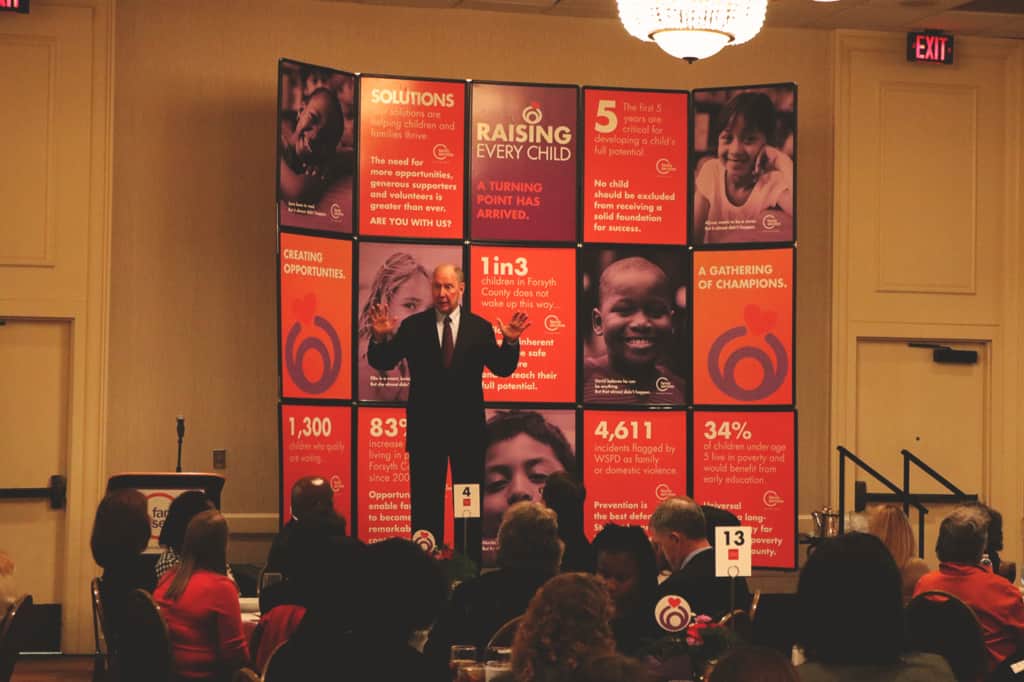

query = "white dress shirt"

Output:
[[435, 305, 461, 347]]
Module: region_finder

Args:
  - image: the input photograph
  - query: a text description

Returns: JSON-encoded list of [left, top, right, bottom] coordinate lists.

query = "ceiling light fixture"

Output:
[[617, 0, 769, 62]]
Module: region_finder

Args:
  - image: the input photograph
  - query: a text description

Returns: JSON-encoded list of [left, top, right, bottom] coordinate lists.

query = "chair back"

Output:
[[749, 592, 798, 655], [90, 577, 110, 681], [905, 590, 985, 682], [0, 595, 34, 682], [114, 589, 171, 682], [232, 668, 260, 682], [261, 640, 292, 682], [719, 609, 752, 642], [486, 615, 523, 650]]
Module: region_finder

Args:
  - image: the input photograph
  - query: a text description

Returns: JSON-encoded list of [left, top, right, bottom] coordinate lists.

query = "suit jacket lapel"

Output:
[[450, 311, 472, 368]]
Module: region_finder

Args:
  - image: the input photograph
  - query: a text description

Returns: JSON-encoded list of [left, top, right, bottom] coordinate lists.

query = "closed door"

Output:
[[854, 338, 987, 565]]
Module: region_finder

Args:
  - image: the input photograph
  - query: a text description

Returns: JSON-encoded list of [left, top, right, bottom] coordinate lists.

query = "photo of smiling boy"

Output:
[[582, 251, 687, 405]]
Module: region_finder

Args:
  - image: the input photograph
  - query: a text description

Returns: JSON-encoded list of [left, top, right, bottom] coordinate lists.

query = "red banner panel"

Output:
[[279, 233, 352, 400], [470, 246, 576, 403], [277, 60, 356, 233], [692, 249, 793, 406], [356, 407, 453, 545], [691, 84, 796, 246], [692, 410, 796, 569], [358, 77, 465, 239], [583, 88, 688, 245], [280, 404, 352, 523], [482, 408, 577, 566], [581, 247, 689, 406], [583, 410, 686, 539], [469, 83, 578, 242]]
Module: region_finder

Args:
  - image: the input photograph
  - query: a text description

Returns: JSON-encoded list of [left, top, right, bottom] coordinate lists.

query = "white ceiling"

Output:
[[348, 0, 1024, 39]]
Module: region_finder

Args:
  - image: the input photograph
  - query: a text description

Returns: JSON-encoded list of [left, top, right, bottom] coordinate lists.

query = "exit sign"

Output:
[[0, 0, 29, 13], [907, 31, 954, 65]]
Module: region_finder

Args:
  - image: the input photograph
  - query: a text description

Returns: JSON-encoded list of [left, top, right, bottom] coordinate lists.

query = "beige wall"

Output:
[[109, 0, 834, 541]]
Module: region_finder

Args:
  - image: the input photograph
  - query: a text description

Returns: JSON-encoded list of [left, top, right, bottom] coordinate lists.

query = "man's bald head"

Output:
[[432, 264, 465, 315], [291, 476, 334, 521]]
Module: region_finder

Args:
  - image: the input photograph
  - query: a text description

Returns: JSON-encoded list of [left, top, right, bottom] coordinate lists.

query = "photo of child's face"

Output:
[[290, 90, 343, 165], [389, 274, 431, 324], [483, 433, 566, 538], [592, 259, 674, 372], [717, 114, 768, 181]]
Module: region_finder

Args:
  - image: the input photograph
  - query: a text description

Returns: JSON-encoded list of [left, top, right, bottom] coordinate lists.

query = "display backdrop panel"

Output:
[[357, 242, 464, 402], [692, 249, 793, 406], [583, 88, 688, 245], [277, 60, 356, 233], [482, 408, 577, 565], [469, 82, 578, 242], [691, 83, 796, 246], [355, 406, 454, 545], [358, 77, 465, 239], [470, 246, 576, 403], [280, 404, 352, 522], [581, 247, 689, 405], [583, 410, 686, 539], [280, 233, 352, 400], [692, 410, 797, 569]]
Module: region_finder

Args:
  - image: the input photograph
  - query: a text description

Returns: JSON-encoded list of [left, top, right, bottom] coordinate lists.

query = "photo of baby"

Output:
[[356, 242, 463, 402], [581, 248, 689, 405], [277, 60, 356, 233], [481, 409, 577, 567], [691, 84, 796, 246]]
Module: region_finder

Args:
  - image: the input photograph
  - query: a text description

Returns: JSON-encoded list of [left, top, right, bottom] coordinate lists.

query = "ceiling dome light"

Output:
[[617, 0, 768, 62]]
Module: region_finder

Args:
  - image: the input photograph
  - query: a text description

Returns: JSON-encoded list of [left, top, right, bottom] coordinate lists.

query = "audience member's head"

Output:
[[287, 519, 365, 610], [797, 532, 904, 666], [867, 504, 917, 568], [497, 501, 563, 574], [158, 490, 214, 554], [512, 572, 616, 682], [701, 505, 742, 547], [592, 524, 657, 614], [90, 488, 151, 569], [649, 496, 707, 571], [707, 646, 799, 682], [164, 510, 228, 600], [357, 538, 446, 640], [936, 506, 988, 565], [290, 476, 339, 524], [962, 501, 1003, 554], [571, 654, 653, 682], [541, 471, 586, 537]]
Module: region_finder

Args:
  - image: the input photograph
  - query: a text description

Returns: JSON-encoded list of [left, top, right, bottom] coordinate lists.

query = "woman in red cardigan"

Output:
[[155, 510, 249, 681]]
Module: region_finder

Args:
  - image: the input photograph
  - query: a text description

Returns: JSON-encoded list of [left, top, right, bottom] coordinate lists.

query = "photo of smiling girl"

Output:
[[581, 248, 688, 405], [691, 85, 796, 245]]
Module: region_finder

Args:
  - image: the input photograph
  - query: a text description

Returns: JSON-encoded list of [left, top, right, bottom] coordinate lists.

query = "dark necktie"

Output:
[[442, 316, 454, 369]]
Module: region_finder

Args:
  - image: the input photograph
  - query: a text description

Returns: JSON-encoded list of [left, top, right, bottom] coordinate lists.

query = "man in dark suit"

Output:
[[368, 264, 529, 562], [649, 496, 751, 621]]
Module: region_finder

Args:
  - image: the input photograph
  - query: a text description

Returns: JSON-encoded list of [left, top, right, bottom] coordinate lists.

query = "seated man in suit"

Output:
[[649, 496, 750, 621]]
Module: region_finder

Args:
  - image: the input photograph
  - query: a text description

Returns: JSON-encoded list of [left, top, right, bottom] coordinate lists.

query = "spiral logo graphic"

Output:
[[655, 157, 677, 175], [432, 143, 455, 161], [522, 103, 543, 125], [544, 314, 564, 332], [655, 595, 692, 633], [763, 490, 784, 507], [285, 315, 342, 394], [761, 213, 782, 230], [412, 529, 436, 553], [655, 483, 675, 501], [707, 326, 788, 401]]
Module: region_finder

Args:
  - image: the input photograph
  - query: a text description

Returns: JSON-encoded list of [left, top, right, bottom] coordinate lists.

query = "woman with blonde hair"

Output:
[[511, 573, 617, 682], [868, 504, 930, 602], [154, 510, 248, 680]]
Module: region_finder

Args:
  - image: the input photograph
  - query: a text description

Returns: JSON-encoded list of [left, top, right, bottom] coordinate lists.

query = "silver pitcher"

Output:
[[811, 507, 840, 537]]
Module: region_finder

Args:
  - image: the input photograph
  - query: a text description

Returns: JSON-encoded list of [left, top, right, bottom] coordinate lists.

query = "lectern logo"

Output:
[[412, 529, 436, 553], [707, 304, 787, 401], [285, 293, 342, 395]]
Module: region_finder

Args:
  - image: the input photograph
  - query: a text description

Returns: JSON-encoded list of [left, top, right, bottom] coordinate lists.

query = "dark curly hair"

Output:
[[158, 490, 214, 552], [485, 410, 576, 474], [511, 573, 616, 682], [90, 488, 151, 568]]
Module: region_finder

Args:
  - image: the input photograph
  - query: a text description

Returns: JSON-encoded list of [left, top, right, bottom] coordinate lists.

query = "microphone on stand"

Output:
[[176, 416, 185, 473]]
